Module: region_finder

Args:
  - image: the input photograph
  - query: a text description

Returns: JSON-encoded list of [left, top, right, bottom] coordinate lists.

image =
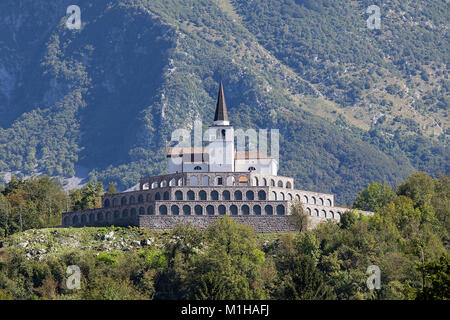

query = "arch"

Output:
[[89, 213, 95, 222], [220, 190, 229, 201], [258, 190, 266, 200], [238, 176, 248, 186], [121, 196, 127, 205], [253, 177, 259, 186], [72, 215, 79, 225], [194, 205, 203, 215], [160, 180, 167, 188], [142, 182, 150, 190], [306, 207, 311, 215], [287, 193, 293, 201], [335, 212, 341, 221], [155, 192, 161, 201], [270, 179, 275, 187], [151, 181, 158, 189], [242, 205, 250, 215], [183, 205, 191, 215], [276, 205, 285, 215], [234, 190, 242, 200], [302, 195, 308, 204], [314, 208, 319, 216], [277, 180, 283, 188], [159, 205, 167, 215], [105, 212, 111, 221], [270, 191, 277, 200], [178, 178, 183, 186], [104, 199, 110, 207], [246, 190, 254, 200], [262, 178, 267, 186], [230, 205, 238, 215], [139, 207, 145, 215], [211, 190, 219, 200], [81, 214, 87, 223], [280, 192, 285, 200], [129, 196, 136, 204], [311, 196, 317, 205], [169, 178, 176, 187], [226, 176, 235, 186], [218, 205, 226, 215], [286, 181, 292, 189], [326, 199, 332, 207], [253, 205, 261, 215], [194, 166, 202, 171], [63, 217, 69, 225], [122, 209, 128, 218], [130, 208, 137, 217], [187, 190, 195, 200], [206, 205, 214, 215], [175, 190, 183, 200], [138, 195, 144, 203], [248, 166, 256, 171], [319, 198, 324, 206], [329, 211, 334, 219], [320, 209, 326, 218], [199, 190, 207, 200], [189, 176, 198, 186], [295, 194, 300, 201], [265, 205, 273, 215], [214, 176, 224, 186], [113, 211, 120, 219], [163, 191, 170, 200], [171, 205, 179, 215], [146, 194, 152, 202], [147, 206, 154, 215], [113, 198, 118, 207], [202, 175, 210, 186]]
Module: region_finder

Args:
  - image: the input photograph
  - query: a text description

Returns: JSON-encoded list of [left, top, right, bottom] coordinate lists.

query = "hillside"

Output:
[[0, 0, 448, 204]]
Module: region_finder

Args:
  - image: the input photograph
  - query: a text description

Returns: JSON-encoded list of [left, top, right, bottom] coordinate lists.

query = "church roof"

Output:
[[214, 80, 229, 122]]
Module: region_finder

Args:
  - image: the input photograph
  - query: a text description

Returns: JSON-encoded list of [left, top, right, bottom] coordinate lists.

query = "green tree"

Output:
[[352, 182, 396, 212], [105, 182, 118, 195], [416, 254, 450, 300], [69, 181, 103, 211]]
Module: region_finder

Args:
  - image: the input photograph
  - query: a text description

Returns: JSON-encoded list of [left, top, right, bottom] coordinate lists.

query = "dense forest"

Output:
[[0, 171, 448, 300], [0, 0, 448, 204]]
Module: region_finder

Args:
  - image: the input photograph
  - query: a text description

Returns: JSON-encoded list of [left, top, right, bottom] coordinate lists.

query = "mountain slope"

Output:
[[0, 0, 448, 204]]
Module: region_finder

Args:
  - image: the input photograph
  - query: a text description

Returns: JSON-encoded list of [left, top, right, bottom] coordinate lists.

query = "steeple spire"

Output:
[[214, 80, 229, 123]]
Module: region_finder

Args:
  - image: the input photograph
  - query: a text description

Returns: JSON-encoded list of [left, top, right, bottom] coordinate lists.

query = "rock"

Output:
[[132, 241, 140, 246], [18, 241, 28, 248], [37, 248, 46, 255], [102, 231, 115, 241], [141, 238, 152, 246]]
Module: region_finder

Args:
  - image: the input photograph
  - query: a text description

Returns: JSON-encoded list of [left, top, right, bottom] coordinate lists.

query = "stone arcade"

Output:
[[62, 82, 371, 232]]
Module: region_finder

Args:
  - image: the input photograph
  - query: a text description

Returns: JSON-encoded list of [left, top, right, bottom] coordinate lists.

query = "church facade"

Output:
[[62, 82, 371, 232]]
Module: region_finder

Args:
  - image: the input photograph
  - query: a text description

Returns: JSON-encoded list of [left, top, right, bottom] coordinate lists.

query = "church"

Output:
[[62, 82, 372, 232]]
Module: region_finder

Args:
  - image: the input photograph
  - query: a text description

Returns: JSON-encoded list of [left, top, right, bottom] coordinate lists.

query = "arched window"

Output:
[[72, 216, 79, 225], [131, 208, 137, 217], [280, 192, 285, 200], [113, 211, 120, 219], [105, 212, 111, 220], [320, 209, 326, 217], [287, 193, 293, 201], [129, 196, 136, 204], [277, 181, 283, 188], [326, 199, 332, 207], [262, 178, 267, 186], [234, 190, 242, 200], [81, 214, 87, 223], [218, 205, 226, 215], [89, 213, 95, 222], [295, 194, 300, 201], [242, 205, 250, 215], [335, 212, 341, 221], [202, 175, 210, 186], [270, 179, 275, 187], [121, 197, 127, 205], [199, 190, 207, 200], [303, 195, 308, 204], [306, 207, 311, 215], [246, 190, 254, 200], [223, 190, 230, 200], [194, 205, 203, 215], [258, 190, 266, 200], [147, 206, 154, 215], [311, 196, 316, 205], [189, 176, 198, 186], [253, 205, 261, 215], [206, 205, 214, 215], [214, 176, 223, 186], [226, 176, 235, 186], [113, 198, 118, 207], [270, 191, 277, 200], [314, 209, 319, 216], [328, 211, 334, 219], [194, 166, 202, 171], [139, 207, 145, 214], [169, 178, 176, 186], [163, 191, 170, 200], [155, 192, 161, 200], [143, 182, 150, 190], [183, 205, 191, 215], [319, 198, 324, 206], [187, 190, 195, 200], [151, 181, 158, 189], [265, 205, 273, 215], [122, 209, 128, 218], [147, 194, 152, 202], [253, 177, 259, 186], [286, 181, 292, 189], [175, 190, 183, 200], [160, 180, 167, 187], [171, 205, 179, 215], [238, 176, 248, 186], [159, 205, 167, 215], [64, 217, 69, 226], [138, 195, 144, 203], [178, 178, 183, 186], [211, 191, 219, 200], [248, 166, 256, 171], [276, 205, 285, 215], [104, 199, 110, 207], [230, 205, 238, 215]]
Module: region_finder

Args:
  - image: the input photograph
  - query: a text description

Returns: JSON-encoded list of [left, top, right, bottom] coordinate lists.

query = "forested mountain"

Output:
[[0, 0, 448, 204]]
